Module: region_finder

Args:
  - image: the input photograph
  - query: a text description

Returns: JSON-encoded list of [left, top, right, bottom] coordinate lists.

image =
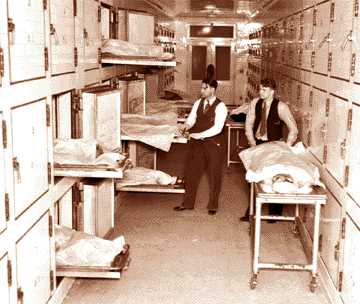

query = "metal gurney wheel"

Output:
[[250, 274, 258, 289]]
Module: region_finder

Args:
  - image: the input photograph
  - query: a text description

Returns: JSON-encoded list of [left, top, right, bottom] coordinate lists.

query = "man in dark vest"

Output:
[[174, 79, 228, 215], [240, 78, 298, 222]]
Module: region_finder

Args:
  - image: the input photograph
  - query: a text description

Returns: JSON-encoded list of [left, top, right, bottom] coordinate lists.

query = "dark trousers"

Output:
[[183, 138, 225, 210]]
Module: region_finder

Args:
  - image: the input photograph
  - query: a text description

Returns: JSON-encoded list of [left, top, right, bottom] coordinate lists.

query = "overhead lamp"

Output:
[[250, 10, 259, 18]]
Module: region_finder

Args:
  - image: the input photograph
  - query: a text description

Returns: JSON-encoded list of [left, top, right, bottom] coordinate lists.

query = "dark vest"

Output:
[[189, 97, 225, 144], [253, 98, 283, 141]]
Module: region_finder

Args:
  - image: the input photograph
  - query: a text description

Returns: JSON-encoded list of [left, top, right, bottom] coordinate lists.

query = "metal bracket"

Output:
[[73, 0, 77, 17], [74, 47, 78, 67], [330, 2, 335, 22], [0, 48, 4, 78], [5, 193, 9, 221], [48, 162, 52, 184], [338, 271, 343, 291], [49, 214, 53, 237], [347, 109, 353, 131], [355, 0, 359, 17], [351, 53, 356, 76], [326, 98, 330, 116], [2, 120, 7, 148], [7, 260, 12, 286], [341, 217, 346, 239], [309, 90, 313, 107], [43, 0, 47, 10], [323, 145, 328, 163], [44, 47, 49, 71], [344, 166, 349, 187]]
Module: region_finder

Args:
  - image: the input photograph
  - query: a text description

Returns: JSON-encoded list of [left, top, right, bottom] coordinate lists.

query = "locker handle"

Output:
[[49, 24, 59, 45], [340, 30, 353, 51], [340, 139, 347, 159], [8, 18, 15, 45], [320, 124, 327, 139], [13, 157, 21, 183], [317, 33, 331, 49]]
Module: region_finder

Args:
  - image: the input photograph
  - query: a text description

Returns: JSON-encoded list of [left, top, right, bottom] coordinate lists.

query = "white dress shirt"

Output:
[[245, 97, 298, 146], [186, 96, 228, 139]]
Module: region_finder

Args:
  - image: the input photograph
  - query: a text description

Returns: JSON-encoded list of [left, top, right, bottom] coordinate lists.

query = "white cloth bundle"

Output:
[[55, 225, 125, 267], [117, 167, 177, 187], [239, 141, 324, 193], [102, 39, 163, 58]]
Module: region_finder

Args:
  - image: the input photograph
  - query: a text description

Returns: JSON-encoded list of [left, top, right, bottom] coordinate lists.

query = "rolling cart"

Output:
[[249, 183, 327, 292]]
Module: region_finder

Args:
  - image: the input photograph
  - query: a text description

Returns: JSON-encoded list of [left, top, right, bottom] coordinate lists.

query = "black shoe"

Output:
[[239, 215, 249, 222], [208, 210, 217, 215], [173, 206, 193, 211]]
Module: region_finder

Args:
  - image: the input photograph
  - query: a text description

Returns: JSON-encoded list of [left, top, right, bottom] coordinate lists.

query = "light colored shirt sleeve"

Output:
[[278, 102, 298, 146], [245, 98, 258, 147], [185, 99, 200, 129], [198, 102, 228, 138]]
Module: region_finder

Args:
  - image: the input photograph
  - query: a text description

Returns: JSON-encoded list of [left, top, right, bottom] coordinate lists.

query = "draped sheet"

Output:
[[121, 112, 178, 152]]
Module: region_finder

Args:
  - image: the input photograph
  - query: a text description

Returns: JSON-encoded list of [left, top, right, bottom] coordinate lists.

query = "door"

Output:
[[319, 192, 342, 288], [325, 95, 348, 185], [347, 103, 360, 203], [11, 99, 49, 217], [7, 0, 46, 82], [309, 88, 327, 163], [190, 42, 234, 104], [83, 0, 100, 70], [54, 91, 72, 140], [0, 254, 10, 304], [329, 0, 354, 81], [313, 1, 331, 75], [16, 212, 52, 304], [341, 214, 360, 304], [49, 0, 75, 75], [0, 113, 7, 234]]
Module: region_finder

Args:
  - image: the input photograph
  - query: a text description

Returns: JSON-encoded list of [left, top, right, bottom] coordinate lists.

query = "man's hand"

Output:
[[178, 123, 189, 135], [189, 133, 203, 140]]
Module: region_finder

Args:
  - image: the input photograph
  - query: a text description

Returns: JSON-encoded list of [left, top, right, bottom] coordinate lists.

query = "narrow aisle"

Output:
[[64, 164, 330, 304]]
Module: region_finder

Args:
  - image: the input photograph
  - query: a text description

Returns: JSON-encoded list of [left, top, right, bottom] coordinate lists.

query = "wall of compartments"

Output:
[[0, 0, 155, 303], [257, 1, 360, 303]]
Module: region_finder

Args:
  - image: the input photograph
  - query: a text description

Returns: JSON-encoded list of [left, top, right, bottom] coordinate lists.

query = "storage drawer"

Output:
[[11, 99, 49, 217], [0, 253, 10, 304], [16, 211, 52, 303]]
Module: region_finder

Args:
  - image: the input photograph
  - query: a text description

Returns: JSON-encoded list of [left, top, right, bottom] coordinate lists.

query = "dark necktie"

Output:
[[259, 101, 267, 137], [204, 99, 210, 113]]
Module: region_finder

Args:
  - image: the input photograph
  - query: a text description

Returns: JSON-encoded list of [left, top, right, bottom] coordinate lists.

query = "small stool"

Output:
[[249, 183, 327, 292]]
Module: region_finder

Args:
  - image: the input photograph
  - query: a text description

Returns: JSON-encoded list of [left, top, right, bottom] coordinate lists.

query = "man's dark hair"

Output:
[[202, 78, 218, 90], [260, 78, 276, 90]]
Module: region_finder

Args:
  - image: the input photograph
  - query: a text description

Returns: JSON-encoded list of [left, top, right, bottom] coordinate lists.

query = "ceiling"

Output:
[[140, 0, 292, 22]]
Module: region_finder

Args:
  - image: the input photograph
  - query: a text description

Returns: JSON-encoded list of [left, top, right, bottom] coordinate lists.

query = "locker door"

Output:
[[56, 189, 73, 228], [319, 192, 342, 288], [292, 13, 301, 68], [352, 8, 360, 83], [101, 5, 111, 40], [49, 0, 75, 75], [7, 0, 46, 82], [329, 0, 354, 80], [325, 95, 348, 185], [117, 9, 127, 41], [83, 182, 97, 235], [96, 179, 114, 238], [341, 215, 360, 304], [309, 88, 326, 163], [0, 254, 10, 304], [0, 113, 7, 233], [313, 1, 331, 75], [84, 0, 100, 70], [54, 92, 72, 139], [347, 104, 360, 203], [299, 84, 312, 144], [284, 17, 293, 66], [301, 7, 315, 71], [11, 99, 49, 217], [96, 90, 121, 151], [16, 212, 51, 304]]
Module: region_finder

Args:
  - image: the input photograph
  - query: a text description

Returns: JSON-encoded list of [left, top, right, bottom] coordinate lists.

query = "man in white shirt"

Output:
[[240, 78, 298, 222], [174, 79, 228, 215]]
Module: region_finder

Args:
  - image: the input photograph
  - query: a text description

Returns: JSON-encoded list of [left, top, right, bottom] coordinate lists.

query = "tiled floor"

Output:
[[63, 145, 330, 304]]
